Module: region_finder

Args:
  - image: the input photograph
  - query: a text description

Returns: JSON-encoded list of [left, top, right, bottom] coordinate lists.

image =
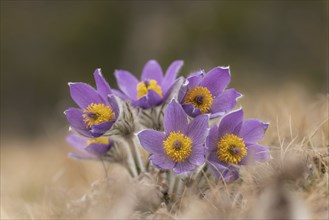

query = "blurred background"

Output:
[[1, 2, 328, 219], [1, 1, 327, 138]]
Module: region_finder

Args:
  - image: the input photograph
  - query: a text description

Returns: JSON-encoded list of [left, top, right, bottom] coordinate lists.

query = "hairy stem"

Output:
[[121, 138, 138, 177], [125, 135, 145, 175]]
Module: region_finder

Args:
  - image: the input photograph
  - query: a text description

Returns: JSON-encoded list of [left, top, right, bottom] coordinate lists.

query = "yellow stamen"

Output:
[[136, 80, 163, 99], [163, 132, 192, 162], [217, 134, 247, 164], [87, 137, 110, 145], [82, 103, 115, 128], [183, 86, 213, 114]]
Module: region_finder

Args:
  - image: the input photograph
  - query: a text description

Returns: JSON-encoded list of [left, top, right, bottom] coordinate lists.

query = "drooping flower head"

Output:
[[137, 100, 208, 174], [64, 69, 119, 137], [206, 109, 270, 181], [178, 67, 241, 118], [114, 60, 183, 109], [66, 133, 113, 159]]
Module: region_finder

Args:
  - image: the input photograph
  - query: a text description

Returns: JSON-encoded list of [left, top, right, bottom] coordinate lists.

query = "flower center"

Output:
[[217, 134, 247, 164], [183, 86, 213, 114], [82, 103, 115, 128], [87, 137, 110, 145], [136, 79, 163, 99], [163, 132, 193, 162]]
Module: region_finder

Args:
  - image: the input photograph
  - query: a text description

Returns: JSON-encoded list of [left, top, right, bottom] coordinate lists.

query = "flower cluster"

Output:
[[65, 60, 270, 182]]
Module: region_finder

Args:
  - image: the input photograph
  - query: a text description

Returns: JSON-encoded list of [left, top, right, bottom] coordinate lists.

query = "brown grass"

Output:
[[1, 85, 328, 219]]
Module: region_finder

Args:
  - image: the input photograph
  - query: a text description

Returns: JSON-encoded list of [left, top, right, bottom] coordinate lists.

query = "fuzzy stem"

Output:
[[194, 164, 208, 187], [145, 158, 151, 172], [126, 164, 135, 177], [121, 139, 138, 177], [176, 177, 184, 196], [168, 172, 176, 195], [125, 135, 145, 175], [170, 174, 180, 201]]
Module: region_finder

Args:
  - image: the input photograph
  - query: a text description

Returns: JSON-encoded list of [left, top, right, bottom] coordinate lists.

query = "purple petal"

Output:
[[187, 69, 206, 78], [64, 108, 91, 137], [178, 74, 203, 103], [132, 96, 150, 109], [66, 134, 88, 151], [147, 90, 163, 107], [239, 119, 269, 144], [138, 130, 166, 154], [239, 144, 270, 165], [164, 76, 184, 101], [207, 151, 220, 163], [186, 74, 204, 90], [68, 152, 97, 160], [112, 89, 129, 100], [149, 154, 175, 170], [186, 114, 209, 145], [108, 95, 119, 118], [217, 108, 244, 138], [162, 60, 183, 93], [207, 153, 239, 181], [206, 125, 219, 153], [224, 169, 239, 182], [85, 142, 112, 156], [210, 89, 242, 118], [141, 60, 163, 83], [93, 68, 112, 101], [69, 82, 103, 109], [200, 67, 231, 96], [188, 144, 205, 166], [209, 112, 226, 119], [182, 103, 201, 118], [178, 81, 189, 103], [173, 160, 195, 174], [90, 121, 114, 137], [114, 70, 139, 100], [164, 100, 188, 134], [208, 161, 239, 182]]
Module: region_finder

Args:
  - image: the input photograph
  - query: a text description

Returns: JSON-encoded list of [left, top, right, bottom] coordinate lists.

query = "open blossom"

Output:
[[64, 69, 119, 137], [114, 60, 183, 109], [66, 134, 113, 159], [178, 67, 241, 118], [137, 100, 208, 174], [206, 109, 270, 181]]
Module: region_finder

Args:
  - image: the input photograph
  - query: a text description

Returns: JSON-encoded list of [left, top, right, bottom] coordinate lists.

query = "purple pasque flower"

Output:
[[66, 133, 113, 159], [178, 67, 241, 118], [137, 99, 209, 174], [64, 69, 119, 137], [206, 108, 270, 181], [114, 60, 183, 109]]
